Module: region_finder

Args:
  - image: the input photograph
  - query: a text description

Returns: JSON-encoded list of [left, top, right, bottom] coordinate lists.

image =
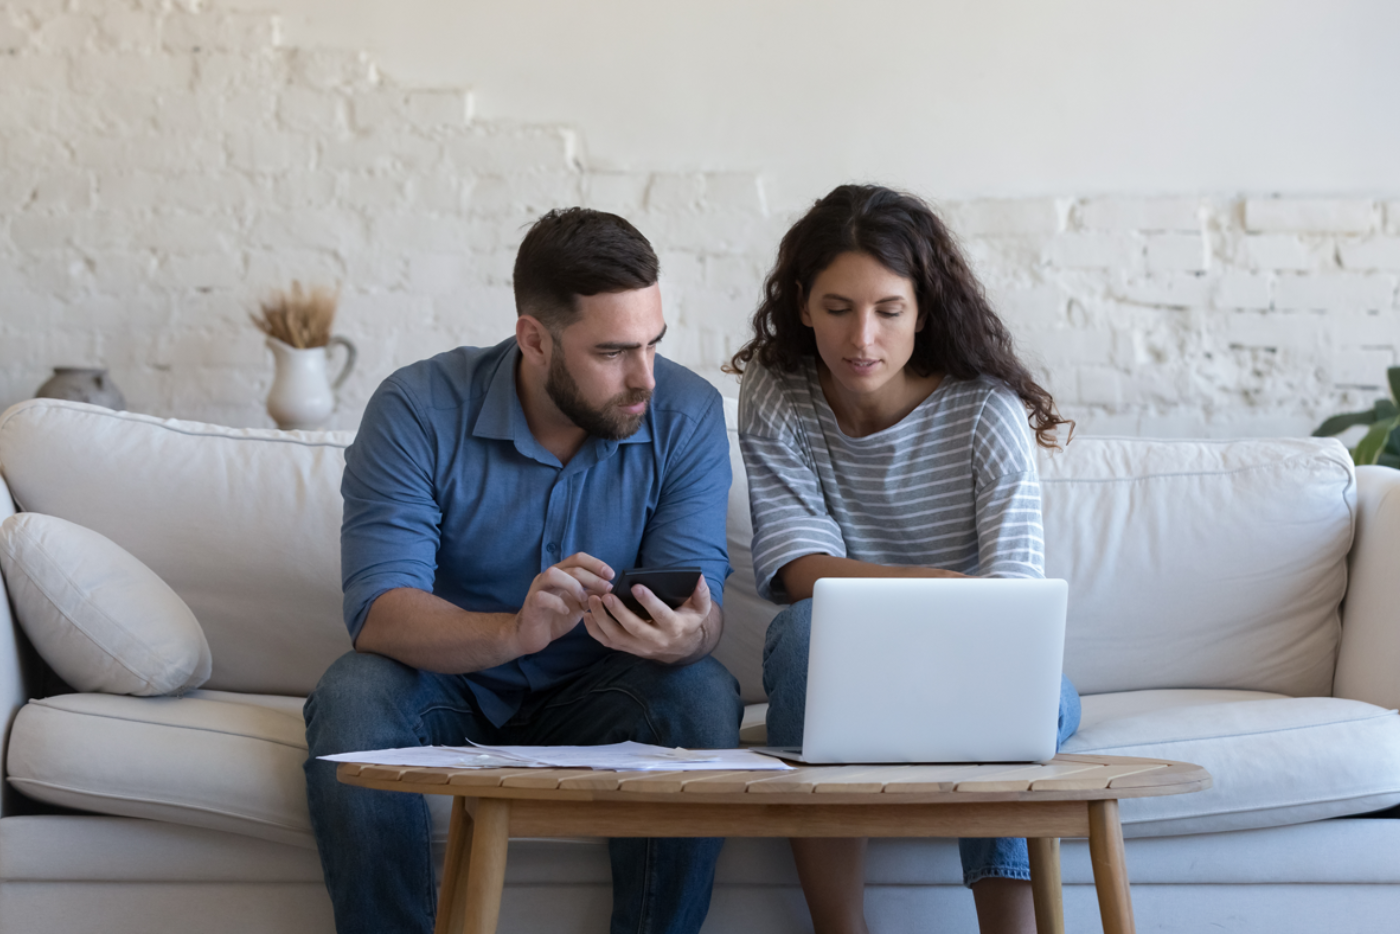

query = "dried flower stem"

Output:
[[250, 281, 339, 349]]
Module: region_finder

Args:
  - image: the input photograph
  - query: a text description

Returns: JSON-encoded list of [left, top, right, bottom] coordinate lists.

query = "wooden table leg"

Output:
[[1028, 837, 1065, 934], [435, 797, 476, 934], [456, 797, 511, 934], [1087, 799, 1135, 934]]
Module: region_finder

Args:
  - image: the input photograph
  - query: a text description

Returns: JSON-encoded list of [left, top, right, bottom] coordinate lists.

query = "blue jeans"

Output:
[[762, 599, 1082, 887], [304, 649, 743, 934]]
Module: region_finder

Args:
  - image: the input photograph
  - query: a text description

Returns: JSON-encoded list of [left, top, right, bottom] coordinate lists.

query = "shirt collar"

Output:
[[472, 341, 521, 442]]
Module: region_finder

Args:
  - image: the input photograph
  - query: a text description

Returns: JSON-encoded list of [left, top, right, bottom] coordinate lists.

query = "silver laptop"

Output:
[[757, 577, 1068, 764]]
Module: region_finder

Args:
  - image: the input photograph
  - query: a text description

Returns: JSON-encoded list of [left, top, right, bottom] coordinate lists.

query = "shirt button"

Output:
[[546, 543, 559, 555]]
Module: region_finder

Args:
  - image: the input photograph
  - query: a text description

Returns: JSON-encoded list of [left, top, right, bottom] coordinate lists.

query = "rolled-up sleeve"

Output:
[[638, 392, 733, 606], [739, 367, 846, 603], [971, 389, 1045, 579], [341, 376, 443, 641]]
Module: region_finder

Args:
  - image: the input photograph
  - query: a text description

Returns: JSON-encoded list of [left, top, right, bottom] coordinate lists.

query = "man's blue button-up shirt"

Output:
[[340, 338, 732, 726]]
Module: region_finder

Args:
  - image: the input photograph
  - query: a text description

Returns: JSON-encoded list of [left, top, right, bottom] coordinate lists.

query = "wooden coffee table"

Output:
[[338, 752, 1209, 934]]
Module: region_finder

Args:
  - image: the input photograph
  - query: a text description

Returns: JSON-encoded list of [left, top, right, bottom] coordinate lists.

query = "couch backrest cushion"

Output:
[[0, 398, 784, 702], [0, 399, 1357, 703], [0, 400, 351, 696], [717, 425, 1357, 703], [1038, 436, 1354, 697], [713, 397, 778, 704]]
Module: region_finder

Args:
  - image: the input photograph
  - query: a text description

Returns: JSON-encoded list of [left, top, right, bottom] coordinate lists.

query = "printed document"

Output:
[[319, 739, 792, 771]]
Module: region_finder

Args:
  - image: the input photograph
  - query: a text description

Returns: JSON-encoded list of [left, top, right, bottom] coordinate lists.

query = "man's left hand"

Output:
[[582, 574, 715, 665]]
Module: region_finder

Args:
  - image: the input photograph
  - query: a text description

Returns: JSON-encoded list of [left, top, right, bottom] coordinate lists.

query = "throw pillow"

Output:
[[0, 513, 212, 695]]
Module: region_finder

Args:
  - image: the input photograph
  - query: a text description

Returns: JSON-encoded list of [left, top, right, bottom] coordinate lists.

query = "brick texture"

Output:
[[1, 2, 1398, 439], [1244, 199, 1377, 234]]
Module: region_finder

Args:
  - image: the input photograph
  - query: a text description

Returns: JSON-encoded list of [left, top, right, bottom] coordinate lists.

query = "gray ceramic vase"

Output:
[[35, 367, 126, 411]]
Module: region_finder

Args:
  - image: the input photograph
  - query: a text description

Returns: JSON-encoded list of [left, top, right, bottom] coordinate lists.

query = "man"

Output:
[[304, 208, 742, 934]]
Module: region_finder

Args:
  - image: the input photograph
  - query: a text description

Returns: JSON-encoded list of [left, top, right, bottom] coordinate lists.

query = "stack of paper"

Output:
[[320, 739, 792, 771]]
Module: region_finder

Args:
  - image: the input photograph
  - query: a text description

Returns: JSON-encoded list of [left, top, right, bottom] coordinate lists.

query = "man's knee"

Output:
[[640, 656, 742, 749], [305, 651, 425, 754]]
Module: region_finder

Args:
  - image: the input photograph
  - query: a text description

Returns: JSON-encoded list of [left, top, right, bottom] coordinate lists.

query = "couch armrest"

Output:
[[0, 473, 27, 817], [1334, 466, 1400, 708]]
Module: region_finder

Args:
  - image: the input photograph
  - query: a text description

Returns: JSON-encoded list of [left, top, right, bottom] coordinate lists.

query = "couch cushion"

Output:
[[713, 397, 778, 703], [1063, 689, 1400, 835], [14, 687, 1398, 849], [0, 400, 352, 696], [0, 514, 211, 696], [717, 420, 1357, 704], [7, 692, 313, 847], [6, 691, 406, 848], [4, 690, 454, 849], [1039, 436, 1353, 697]]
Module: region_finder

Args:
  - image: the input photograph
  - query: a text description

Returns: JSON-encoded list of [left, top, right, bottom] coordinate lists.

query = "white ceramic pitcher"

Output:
[[265, 335, 357, 430]]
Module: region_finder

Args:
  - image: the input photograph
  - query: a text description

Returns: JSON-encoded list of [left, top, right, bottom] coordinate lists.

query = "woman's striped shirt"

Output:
[[738, 359, 1045, 603]]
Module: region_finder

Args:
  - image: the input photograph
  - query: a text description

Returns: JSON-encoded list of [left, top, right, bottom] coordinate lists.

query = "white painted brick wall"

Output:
[[1077, 197, 1203, 232], [1214, 272, 1273, 310], [0, 14, 29, 51], [1111, 274, 1213, 308], [1244, 199, 1377, 234], [1, 1, 1398, 439], [1045, 233, 1141, 269], [1241, 235, 1317, 271], [1273, 275, 1397, 311], [1144, 234, 1209, 272], [1339, 238, 1400, 271], [943, 198, 1063, 236]]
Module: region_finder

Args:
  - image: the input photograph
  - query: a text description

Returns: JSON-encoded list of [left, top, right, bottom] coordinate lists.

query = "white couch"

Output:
[[2, 396, 1400, 934]]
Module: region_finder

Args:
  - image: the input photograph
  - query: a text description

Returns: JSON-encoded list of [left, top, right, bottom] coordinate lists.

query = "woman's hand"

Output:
[[778, 554, 965, 604]]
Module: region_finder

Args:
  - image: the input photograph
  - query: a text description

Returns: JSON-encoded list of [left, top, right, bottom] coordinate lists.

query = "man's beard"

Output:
[[546, 351, 651, 441]]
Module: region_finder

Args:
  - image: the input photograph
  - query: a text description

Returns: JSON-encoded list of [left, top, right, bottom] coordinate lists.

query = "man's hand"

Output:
[[514, 552, 615, 656], [582, 574, 716, 665]]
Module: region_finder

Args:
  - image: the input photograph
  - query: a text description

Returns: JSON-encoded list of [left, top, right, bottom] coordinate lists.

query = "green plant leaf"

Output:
[[1380, 399, 1400, 420], [1388, 367, 1400, 405], [1314, 407, 1383, 437], [1353, 416, 1400, 465], [1377, 452, 1400, 469]]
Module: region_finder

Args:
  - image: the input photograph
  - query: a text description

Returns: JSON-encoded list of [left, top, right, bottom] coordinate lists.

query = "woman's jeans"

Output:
[[763, 599, 1082, 886]]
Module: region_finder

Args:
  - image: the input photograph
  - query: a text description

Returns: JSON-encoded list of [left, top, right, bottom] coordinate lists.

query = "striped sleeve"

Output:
[[738, 366, 847, 603], [970, 385, 1045, 579]]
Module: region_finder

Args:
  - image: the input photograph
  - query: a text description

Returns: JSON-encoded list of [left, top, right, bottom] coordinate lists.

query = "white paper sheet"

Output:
[[319, 739, 792, 771]]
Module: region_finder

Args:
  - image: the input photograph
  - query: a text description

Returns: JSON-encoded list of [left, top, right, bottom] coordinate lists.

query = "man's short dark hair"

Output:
[[513, 208, 660, 332]]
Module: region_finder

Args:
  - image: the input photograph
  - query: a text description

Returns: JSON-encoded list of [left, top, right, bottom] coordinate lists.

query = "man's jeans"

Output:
[[304, 649, 743, 934], [762, 599, 1082, 886]]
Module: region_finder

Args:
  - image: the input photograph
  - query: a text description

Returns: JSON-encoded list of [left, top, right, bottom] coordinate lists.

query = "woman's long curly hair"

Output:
[[728, 184, 1071, 448]]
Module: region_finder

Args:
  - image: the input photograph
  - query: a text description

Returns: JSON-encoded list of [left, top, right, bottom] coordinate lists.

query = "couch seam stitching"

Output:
[[0, 400, 351, 450], [27, 701, 307, 750]]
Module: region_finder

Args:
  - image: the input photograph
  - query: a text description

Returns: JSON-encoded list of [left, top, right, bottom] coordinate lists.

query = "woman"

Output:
[[729, 184, 1080, 934]]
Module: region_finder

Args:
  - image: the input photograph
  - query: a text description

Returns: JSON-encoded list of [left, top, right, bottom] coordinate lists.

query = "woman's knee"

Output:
[[762, 599, 813, 691], [1057, 674, 1082, 748]]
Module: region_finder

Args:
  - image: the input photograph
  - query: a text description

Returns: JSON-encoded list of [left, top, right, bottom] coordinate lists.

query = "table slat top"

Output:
[[340, 754, 1210, 804]]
